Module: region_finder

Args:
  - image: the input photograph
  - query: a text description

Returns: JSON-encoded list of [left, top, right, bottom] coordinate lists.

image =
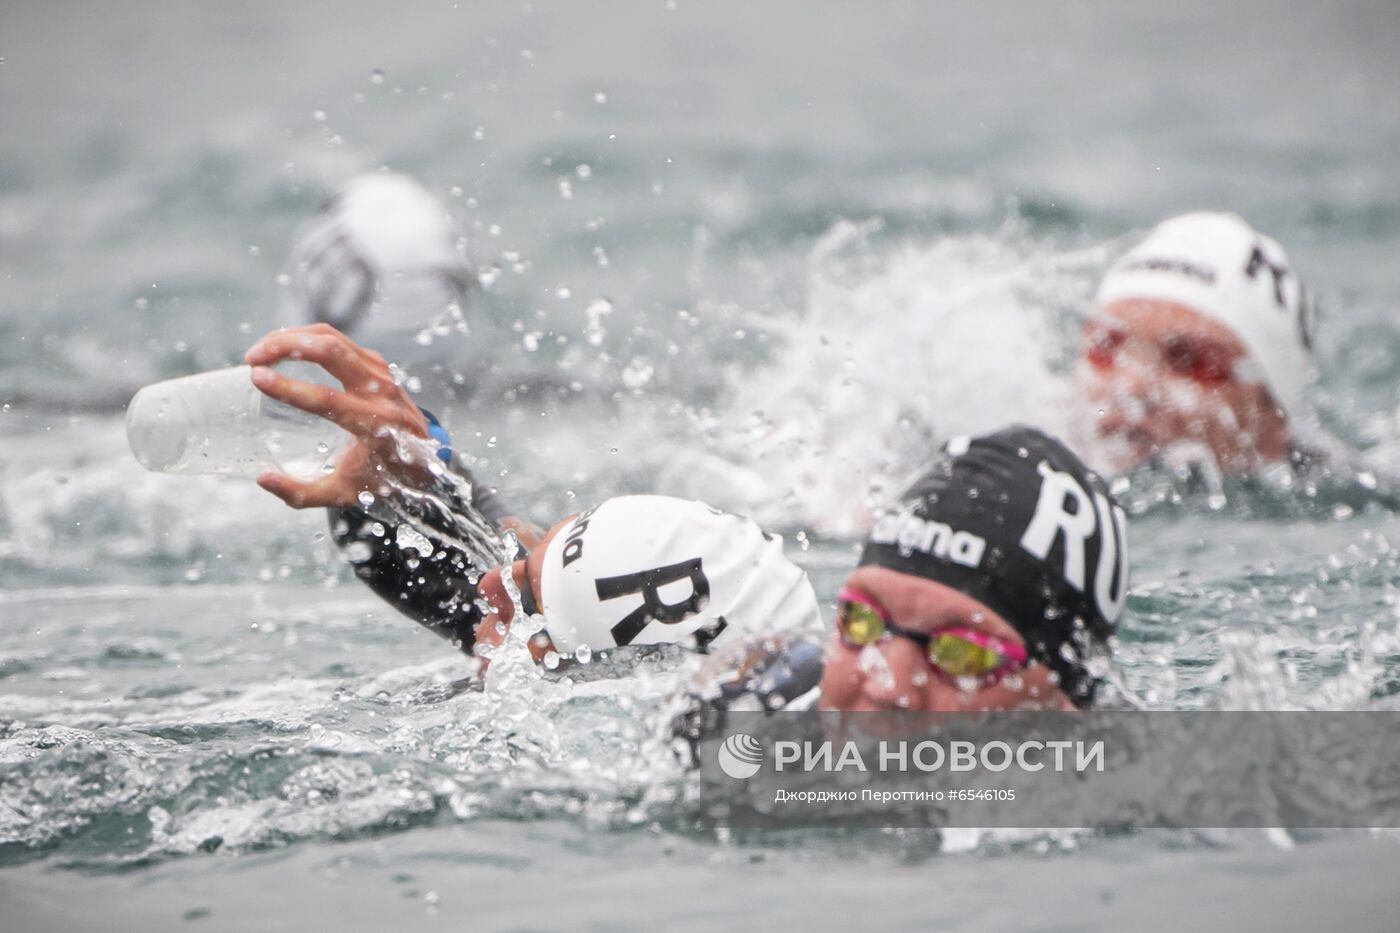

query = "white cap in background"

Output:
[[1097, 211, 1315, 419]]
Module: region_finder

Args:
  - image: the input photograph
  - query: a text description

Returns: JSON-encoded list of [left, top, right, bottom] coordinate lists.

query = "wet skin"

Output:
[[245, 323, 556, 662], [473, 516, 573, 665], [818, 565, 1074, 713], [245, 326, 1084, 704], [1075, 298, 1289, 473]]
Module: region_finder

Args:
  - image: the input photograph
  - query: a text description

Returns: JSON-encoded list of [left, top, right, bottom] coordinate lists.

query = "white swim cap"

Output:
[[285, 172, 473, 335], [1096, 212, 1314, 419], [538, 495, 822, 655]]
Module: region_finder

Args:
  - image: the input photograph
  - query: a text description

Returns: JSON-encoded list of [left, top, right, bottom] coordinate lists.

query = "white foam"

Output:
[[660, 220, 1104, 534]]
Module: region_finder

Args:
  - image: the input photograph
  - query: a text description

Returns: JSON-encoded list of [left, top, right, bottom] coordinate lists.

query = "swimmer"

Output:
[[283, 172, 478, 413], [245, 327, 1127, 707], [1075, 212, 1316, 475], [671, 424, 1129, 745], [243, 323, 823, 668]]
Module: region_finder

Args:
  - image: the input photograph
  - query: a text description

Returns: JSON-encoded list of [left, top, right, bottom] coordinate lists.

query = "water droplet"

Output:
[[370, 68, 385, 84], [357, 491, 376, 509], [621, 358, 654, 390], [575, 164, 592, 179], [543, 651, 560, 670], [593, 91, 608, 104], [574, 644, 592, 664], [313, 109, 327, 122]]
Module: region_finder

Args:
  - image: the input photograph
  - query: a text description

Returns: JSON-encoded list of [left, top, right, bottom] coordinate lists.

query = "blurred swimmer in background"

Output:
[[1073, 212, 1324, 477], [282, 172, 478, 419]]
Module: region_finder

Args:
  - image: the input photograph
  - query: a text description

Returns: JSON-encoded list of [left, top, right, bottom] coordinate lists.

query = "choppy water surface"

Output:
[[3, 1, 1400, 929]]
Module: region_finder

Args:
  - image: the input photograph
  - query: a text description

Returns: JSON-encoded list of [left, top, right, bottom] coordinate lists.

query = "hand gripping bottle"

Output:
[[126, 362, 352, 482]]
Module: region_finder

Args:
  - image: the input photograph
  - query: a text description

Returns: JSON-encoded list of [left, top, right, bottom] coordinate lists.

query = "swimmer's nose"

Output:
[[1112, 360, 1157, 406], [856, 641, 924, 711]]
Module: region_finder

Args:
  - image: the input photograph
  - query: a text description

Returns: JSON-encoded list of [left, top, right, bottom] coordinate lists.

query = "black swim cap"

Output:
[[859, 425, 1128, 707]]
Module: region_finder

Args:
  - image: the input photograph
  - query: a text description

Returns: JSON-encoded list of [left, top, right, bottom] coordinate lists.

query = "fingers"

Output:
[[256, 470, 352, 509], [251, 364, 416, 441], [246, 323, 349, 364], [246, 325, 432, 496], [246, 327, 382, 391], [246, 326, 425, 435], [251, 364, 358, 429]]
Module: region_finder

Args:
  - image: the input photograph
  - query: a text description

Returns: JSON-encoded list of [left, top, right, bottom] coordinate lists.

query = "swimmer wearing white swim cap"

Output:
[[1076, 212, 1316, 474], [243, 324, 824, 673], [282, 172, 478, 413], [474, 495, 823, 666]]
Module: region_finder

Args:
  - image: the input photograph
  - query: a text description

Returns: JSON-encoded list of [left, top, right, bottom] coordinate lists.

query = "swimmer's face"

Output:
[[818, 565, 1073, 713], [1074, 298, 1288, 473], [473, 515, 573, 664]]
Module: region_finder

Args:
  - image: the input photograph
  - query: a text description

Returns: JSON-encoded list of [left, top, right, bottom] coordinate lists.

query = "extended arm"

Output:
[[244, 324, 543, 652]]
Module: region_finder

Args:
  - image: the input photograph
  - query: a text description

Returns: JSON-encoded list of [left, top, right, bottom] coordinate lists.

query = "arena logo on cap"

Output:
[[868, 507, 987, 569], [559, 505, 599, 568], [1118, 255, 1217, 285]]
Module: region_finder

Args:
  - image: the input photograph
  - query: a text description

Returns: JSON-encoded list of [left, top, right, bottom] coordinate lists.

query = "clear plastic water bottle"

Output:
[[125, 362, 353, 481]]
